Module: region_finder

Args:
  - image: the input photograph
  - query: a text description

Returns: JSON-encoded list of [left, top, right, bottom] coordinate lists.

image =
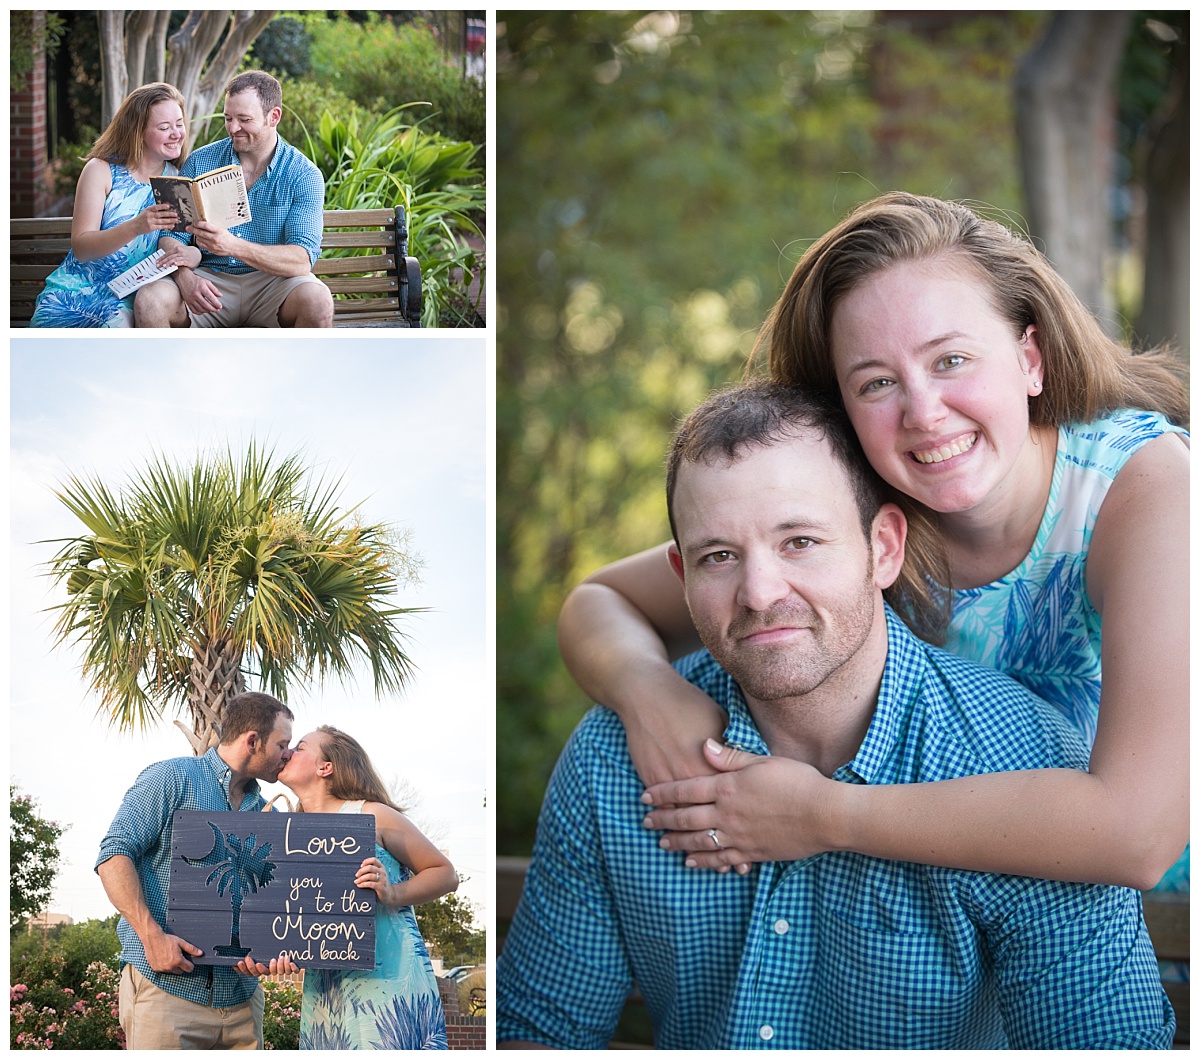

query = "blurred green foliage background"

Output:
[[496, 11, 1183, 853]]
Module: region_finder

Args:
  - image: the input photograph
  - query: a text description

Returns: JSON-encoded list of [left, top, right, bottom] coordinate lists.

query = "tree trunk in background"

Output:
[[124, 11, 172, 89], [180, 638, 247, 755], [97, 11, 275, 130], [1014, 12, 1131, 333], [97, 12, 128, 128], [167, 10, 277, 134], [1135, 33, 1189, 361]]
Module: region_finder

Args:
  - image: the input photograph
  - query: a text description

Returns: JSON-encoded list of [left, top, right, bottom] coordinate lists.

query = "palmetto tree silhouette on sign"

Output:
[[182, 822, 277, 958]]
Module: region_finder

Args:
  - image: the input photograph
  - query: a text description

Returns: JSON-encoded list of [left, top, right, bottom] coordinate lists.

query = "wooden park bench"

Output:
[[1142, 890, 1189, 1048], [497, 854, 650, 1049], [498, 856, 1190, 1049], [11, 205, 421, 327]]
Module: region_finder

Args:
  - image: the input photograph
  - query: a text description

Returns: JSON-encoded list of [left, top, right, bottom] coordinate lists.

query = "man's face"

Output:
[[668, 431, 885, 703], [223, 90, 277, 154], [248, 715, 294, 782]]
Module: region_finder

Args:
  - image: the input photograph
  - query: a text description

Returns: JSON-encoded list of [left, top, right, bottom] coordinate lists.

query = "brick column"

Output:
[[438, 975, 486, 1049], [11, 12, 53, 217]]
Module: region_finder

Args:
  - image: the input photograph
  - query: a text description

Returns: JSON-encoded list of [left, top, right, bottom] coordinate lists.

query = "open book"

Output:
[[106, 248, 179, 298], [150, 165, 252, 233]]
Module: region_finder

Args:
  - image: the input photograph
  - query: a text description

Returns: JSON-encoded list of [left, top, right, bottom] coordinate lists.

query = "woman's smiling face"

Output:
[[829, 257, 1044, 518], [142, 99, 186, 162]]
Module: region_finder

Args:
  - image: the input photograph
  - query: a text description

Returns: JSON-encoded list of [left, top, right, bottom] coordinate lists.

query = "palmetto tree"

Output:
[[43, 442, 424, 753]]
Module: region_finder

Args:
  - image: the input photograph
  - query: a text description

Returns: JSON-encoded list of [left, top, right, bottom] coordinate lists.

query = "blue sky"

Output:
[[9, 335, 493, 935]]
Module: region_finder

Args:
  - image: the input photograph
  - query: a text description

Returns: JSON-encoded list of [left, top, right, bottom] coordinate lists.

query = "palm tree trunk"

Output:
[[178, 638, 245, 755]]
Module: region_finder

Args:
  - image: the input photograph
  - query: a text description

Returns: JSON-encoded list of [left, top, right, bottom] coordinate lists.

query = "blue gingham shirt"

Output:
[[95, 747, 266, 1007], [169, 135, 324, 273], [498, 607, 1174, 1048]]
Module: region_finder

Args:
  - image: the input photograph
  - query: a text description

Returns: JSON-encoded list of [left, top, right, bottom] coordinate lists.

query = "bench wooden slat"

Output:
[[322, 275, 398, 295], [1142, 891, 1188, 1047], [13, 237, 74, 255], [12, 204, 422, 327], [13, 265, 61, 280], [335, 308, 402, 323], [313, 254, 396, 277], [320, 230, 396, 250], [1143, 891, 1189, 962], [12, 218, 73, 236], [321, 209, 395, 227]]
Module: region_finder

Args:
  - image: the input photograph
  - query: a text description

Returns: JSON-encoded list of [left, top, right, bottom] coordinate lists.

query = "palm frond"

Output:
[[40, 440, 427, 744]]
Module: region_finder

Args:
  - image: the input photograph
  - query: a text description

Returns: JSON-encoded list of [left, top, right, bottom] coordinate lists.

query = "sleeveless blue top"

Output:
[[944, 409, 1188, 892]]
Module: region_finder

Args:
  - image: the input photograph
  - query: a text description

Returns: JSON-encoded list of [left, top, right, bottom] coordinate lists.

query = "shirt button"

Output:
[[759, 1025, 775, 1041], [773, 919, 789, 935]]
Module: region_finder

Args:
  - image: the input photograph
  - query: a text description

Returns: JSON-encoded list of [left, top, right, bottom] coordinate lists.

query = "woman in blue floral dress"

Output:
[[274, 727, 459, 1050], [29, 82, 199, 328], [558, 193, 1189, 899]]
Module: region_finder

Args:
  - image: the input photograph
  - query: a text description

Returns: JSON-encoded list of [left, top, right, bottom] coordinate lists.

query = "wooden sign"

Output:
[[167, 810, 377, 969]]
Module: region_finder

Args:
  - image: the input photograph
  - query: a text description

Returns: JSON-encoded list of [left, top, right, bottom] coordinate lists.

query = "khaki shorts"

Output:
[[119, 963, 264, 1050], [185, 268, 326, 328]]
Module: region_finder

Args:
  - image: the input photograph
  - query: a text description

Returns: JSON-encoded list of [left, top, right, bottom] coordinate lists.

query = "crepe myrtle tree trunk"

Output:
[[180, 638, 247, 755], [166, 10, 277, 133], [1135, 30, 1188, 361], [97, 10, 276, 128], [124, 11, 171, 90], [1015, 11, 1132, 335], [97, 11, 128, 130]]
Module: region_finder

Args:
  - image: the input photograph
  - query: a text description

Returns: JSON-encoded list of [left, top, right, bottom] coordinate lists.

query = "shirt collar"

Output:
[[719, 604, 921, 784], [203, 746, 261, 808]]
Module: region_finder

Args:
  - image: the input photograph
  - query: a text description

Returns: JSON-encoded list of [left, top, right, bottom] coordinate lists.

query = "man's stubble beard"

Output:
[[697, 573, 878, 705]]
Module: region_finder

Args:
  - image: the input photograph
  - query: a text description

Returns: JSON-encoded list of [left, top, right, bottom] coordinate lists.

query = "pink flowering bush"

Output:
[[10, 958, 123, 1049], [262, 980, 302, 1050]]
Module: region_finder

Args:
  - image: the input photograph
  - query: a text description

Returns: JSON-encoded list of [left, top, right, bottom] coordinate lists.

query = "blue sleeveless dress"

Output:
[[944, 409, 1189, 896], [299, 802, 448, 1050], [29, 161, 176, 328]]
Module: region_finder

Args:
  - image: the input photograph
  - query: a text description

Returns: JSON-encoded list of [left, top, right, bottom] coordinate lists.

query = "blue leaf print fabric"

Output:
[[29, 161, 175, 328], [300, 803, 448, 1050], [943, 409, 1189, 896]]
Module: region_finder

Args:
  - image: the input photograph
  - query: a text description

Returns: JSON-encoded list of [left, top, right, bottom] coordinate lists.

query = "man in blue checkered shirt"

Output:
[[95, 691, 294, 1049], [136, 70, 334, 328], [498, 382, 1173, 1049]]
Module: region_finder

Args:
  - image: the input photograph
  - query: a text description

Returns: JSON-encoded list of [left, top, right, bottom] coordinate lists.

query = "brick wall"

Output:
[[11, 12, 53, 218], [439, 975, 486, 1050]]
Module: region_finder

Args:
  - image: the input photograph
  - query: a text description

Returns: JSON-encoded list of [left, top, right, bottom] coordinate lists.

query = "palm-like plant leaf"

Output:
[[43, 441, 426, 750]]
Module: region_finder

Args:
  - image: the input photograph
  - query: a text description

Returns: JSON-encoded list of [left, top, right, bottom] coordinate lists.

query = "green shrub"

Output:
[[48, 125, 98, 197], [262, 980, 302, 1050], [276, 76, 378, 150], [307, 13, 484, 144], [249, 15, 311, 79], [10, 916, 120, 995], [10, 957, 123, 1049], [297, 107, 484, 326]]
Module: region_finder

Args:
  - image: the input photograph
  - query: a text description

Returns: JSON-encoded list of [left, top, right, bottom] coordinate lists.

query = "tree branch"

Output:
[[124, 11, 155, 89], [165, 10, 233, 125]]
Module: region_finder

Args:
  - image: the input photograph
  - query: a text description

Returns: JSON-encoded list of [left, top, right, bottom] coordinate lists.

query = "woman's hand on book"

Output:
[[137, 202, 179, 235], [156, 243, 201, 270]]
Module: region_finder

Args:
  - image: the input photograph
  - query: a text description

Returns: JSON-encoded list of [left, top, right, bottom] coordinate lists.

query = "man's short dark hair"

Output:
[[220, 691, 293, 744], [666, 381, 886, 543], [225, 70, 283, 117]]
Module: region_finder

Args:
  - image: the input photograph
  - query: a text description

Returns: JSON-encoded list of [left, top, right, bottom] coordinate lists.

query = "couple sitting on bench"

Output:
[[29, 70, 332, 329]]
